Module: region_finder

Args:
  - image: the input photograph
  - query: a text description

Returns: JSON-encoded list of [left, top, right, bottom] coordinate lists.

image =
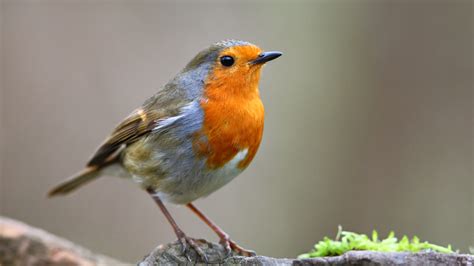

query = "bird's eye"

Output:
[[220, 56, 234, 67]]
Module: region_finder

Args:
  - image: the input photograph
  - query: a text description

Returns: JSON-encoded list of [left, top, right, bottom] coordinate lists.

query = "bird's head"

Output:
[[180, 40, 282, 100]]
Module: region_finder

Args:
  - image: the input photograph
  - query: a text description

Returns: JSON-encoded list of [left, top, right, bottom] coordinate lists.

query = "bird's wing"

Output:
[[86, 107, 163, 167], [86, 80, 193, 168]]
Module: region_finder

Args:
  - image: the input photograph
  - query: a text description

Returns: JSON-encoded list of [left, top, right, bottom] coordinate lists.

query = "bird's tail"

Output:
[[48, 167, 100, 197]]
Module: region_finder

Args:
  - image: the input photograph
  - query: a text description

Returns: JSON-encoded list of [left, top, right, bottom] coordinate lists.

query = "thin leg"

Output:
[[146, 188, 208, 262], [186, 202, 256, 257]]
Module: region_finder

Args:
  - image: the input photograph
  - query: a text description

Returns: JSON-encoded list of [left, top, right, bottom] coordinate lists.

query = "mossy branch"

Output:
[[1, 216, 473, 266]]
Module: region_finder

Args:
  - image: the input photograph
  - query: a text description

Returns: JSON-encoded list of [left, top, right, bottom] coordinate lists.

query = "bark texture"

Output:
[[139, 240, 474, 266], [1, 216, 473, 266]]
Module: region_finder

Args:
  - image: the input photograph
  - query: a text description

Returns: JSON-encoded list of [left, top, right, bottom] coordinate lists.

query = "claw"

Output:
[[219, 235, 256, 257], [219, 236, 232, 257], [229, 240, 256, 257], [178, 236, 188, 254], [177, 235, 209, 263]]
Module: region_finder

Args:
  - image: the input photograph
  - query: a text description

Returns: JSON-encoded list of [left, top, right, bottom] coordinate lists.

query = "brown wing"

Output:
[[86, 108, 162, 167]]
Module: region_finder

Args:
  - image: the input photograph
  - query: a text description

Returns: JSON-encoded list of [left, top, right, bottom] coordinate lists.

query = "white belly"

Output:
[[153, 149, 249, 204]]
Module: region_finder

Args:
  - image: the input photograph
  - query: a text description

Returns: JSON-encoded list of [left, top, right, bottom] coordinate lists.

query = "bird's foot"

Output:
[[219, 235, 256, 257], [177, 232, 209, 263]]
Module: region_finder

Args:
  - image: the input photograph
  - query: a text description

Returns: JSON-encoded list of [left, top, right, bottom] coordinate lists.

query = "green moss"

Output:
[[298, 226, 454, 258]]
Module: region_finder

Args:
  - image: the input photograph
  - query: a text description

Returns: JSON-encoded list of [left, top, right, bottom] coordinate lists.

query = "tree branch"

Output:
[[139, 239, 474, 265], [0, 216, 124, 265], [2, 216, 472, 266]]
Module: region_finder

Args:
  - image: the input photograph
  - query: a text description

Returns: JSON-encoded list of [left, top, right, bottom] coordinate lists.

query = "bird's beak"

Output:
[[250, 51, 282, 65]]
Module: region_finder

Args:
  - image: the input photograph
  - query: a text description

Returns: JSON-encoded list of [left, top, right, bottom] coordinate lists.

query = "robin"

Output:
[[48, 39, 282, 261]]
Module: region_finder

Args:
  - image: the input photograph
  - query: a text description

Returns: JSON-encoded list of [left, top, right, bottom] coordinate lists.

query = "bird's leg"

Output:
[[146, 188, 208, 262], [186, 203, 256, 257]]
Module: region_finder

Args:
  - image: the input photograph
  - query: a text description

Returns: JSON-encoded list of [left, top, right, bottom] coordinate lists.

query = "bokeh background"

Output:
[[1, 0, 472, 263]]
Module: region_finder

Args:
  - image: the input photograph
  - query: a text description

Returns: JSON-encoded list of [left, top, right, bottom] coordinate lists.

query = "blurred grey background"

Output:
[[1, 0, 472, 263]]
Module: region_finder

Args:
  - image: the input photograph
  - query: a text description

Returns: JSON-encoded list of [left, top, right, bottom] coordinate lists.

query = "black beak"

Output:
[[250, 51, 282, 65]]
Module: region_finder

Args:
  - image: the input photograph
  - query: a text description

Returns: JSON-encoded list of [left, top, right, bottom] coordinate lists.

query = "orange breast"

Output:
[[194, 62, 265, 170]]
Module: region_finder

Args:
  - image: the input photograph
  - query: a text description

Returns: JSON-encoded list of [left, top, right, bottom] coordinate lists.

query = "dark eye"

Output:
[[220, 55, 234, 67]]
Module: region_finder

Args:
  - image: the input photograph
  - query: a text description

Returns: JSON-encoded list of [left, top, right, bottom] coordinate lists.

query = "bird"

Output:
[[48, 39, 282, 261]]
